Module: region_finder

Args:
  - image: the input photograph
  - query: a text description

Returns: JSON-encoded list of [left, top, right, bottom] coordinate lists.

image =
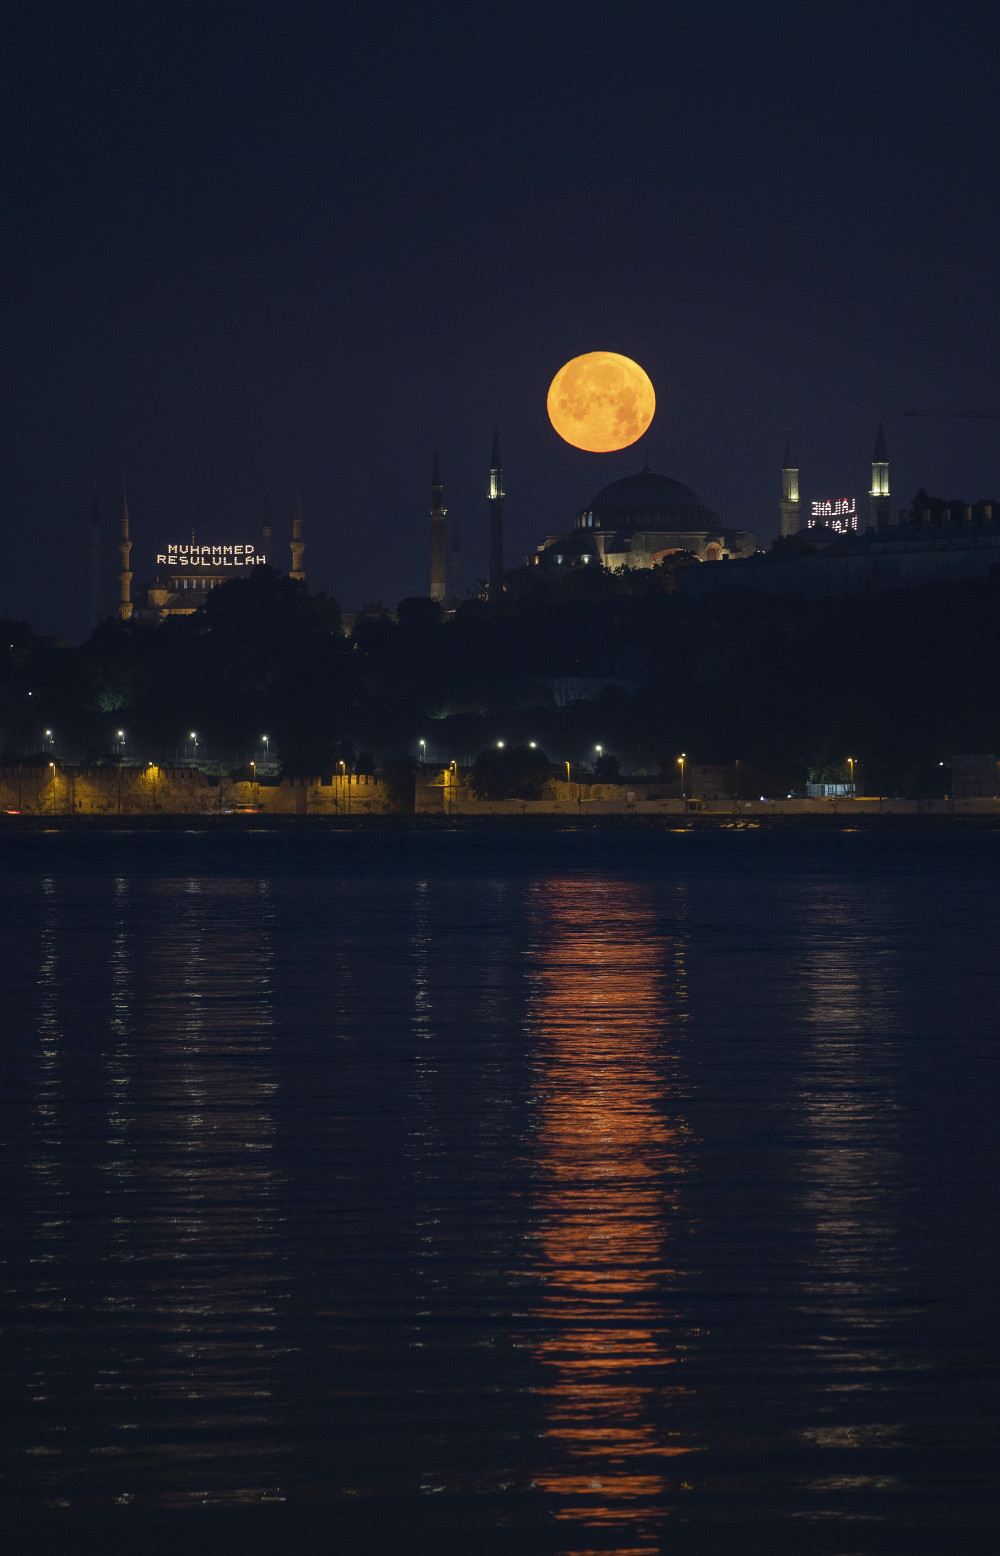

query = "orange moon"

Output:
[[546, 351, 656, 452]]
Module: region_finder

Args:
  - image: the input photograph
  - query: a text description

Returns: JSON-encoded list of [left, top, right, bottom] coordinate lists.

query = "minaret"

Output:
[[118, 480, 132, 622], [262, 489, 272, 560], [430, 451, 447, 602], [450, 513, 463, 600], [780, 432, 800, 537], [870, 419, 890, 530], [487, 427, 504, 600], [88, 483, 101, 631], [289, 485, 305, 582]]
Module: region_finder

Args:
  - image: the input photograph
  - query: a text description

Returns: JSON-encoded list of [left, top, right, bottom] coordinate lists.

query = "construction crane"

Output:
[[903, 408, 1000, 418]]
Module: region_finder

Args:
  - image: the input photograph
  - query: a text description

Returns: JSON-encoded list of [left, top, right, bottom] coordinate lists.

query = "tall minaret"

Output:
[[430, 451, 447, 602], [780, 431, 800, 537], [88, 483, 101, 631], [289, 485, 305, 582], [870, 419, 890, 530], [487, 427, 504, 600], [262, 489, 272, 560], [118, 480, 132, 621]]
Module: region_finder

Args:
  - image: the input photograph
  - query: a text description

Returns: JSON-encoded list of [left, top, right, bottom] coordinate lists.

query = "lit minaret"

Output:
[[870, 419, 890, 529], [289, 485, 305, 582], [780, 431, 800, 537], [487, 427, 504, 600], [88, 483, 101, 631], [118, 480, 132, 621], [430, 451, 447, 602]]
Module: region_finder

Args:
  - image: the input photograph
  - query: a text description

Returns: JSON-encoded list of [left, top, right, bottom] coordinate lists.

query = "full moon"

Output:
[[546, 351, 656, 453]]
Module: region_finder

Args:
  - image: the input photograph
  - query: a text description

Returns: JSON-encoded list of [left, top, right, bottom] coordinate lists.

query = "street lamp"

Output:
[[595, 744, 603, 756], [678, 752, 686, 796], [45, 729, 54, 751], [529, 741, 537, 748], [419, 739, 426, 763], [261, 735, 269, 763], [847, 756, 855, 796], [497, 740, 505, 749], [49, 761, 56, 814]]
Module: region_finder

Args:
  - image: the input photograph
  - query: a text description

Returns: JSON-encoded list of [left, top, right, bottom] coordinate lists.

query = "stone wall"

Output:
[[2, 766, 996, 819], [0, 767, 391, 817]]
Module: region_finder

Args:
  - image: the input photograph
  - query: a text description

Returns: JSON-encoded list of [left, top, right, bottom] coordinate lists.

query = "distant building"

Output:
[[137, 541, 270, 622], [530, 466, 756, 574], [778, 420, 888, 540], [128, 495, 304, 624], [677, 492, 1000, 600]]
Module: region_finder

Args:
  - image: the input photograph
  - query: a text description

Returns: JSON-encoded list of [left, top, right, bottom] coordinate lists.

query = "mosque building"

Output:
[[107, 484, 306, 624], [528, 466, 756, 573], [425, 440, 756, 601]]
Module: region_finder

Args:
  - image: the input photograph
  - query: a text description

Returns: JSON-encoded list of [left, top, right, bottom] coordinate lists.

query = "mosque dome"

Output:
[[580, 469, 718, 531]]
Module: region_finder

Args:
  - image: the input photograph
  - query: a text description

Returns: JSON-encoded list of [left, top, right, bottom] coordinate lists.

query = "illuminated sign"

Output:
[[155, 544, 267, 567], [808, 498, 858, 535]]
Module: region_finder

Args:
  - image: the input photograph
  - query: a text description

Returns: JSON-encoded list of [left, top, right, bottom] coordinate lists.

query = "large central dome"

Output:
[[528, 462, 756, 575], [581, 469, 717, 530]]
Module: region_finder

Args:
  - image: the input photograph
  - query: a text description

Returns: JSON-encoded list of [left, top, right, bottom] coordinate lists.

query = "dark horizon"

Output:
[[4, 1, 999, 638]]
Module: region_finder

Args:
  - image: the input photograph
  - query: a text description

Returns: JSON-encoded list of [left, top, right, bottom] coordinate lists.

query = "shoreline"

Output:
[[1, 811, 998, 832]]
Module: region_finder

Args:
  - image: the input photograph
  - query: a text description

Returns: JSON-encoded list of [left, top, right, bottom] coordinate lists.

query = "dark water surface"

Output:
[[1, 827, 997, 1554]]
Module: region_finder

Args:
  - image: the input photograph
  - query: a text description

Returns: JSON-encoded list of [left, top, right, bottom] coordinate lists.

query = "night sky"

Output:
[[4, 0, 999, 638]]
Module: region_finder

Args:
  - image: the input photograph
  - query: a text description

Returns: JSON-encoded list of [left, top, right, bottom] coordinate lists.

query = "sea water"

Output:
[[1, 827, 997, 1553]]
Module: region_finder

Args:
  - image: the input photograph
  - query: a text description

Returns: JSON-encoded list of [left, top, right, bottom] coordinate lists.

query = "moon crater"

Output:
[[547, 351, 656, 453]]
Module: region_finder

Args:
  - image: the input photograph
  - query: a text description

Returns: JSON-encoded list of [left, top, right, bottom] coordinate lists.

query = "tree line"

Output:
[[1, 560, 996, 796]]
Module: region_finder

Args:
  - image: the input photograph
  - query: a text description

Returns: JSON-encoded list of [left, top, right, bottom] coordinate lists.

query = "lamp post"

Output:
[[49, 761, 56, 815], [251, 760, 257, 808], [847, 756, 855, 797], [261, 735, 269, 769], [189, 731, 198, 763], [678, 752, 686, 797], [419, 739, 426, 765], [45, 729, 54, 754]]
